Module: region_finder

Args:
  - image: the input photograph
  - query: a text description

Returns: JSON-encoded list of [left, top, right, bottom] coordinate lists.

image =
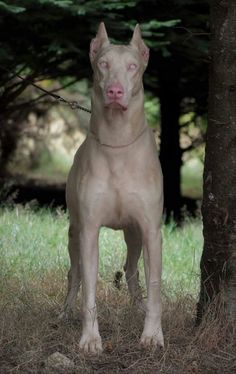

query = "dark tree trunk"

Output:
[[197, 0, 236, 323], [159, 58, 182, 221]]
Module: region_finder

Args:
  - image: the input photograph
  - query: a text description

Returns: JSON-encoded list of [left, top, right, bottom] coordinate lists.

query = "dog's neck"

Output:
[[89, 87, 147, 148]]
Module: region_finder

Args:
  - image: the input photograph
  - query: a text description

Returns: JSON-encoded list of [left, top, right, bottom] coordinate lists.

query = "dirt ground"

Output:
[[0, 275, 235, 374]]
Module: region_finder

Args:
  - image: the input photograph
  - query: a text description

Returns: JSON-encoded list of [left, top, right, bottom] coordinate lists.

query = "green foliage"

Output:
[[144, 94, 160, 128], [139, 19, 181, 40], [75, 0, 137, 12], [0, 1, 25, 13], [38, 0, 73, 7]]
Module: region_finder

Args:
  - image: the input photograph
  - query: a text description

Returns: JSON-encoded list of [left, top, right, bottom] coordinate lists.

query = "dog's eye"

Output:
[[128, 63, 137, 71], [99, 61, 109, 69]]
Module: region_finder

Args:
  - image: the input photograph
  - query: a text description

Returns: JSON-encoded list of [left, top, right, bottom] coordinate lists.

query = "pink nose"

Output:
[[106, 83, 124, 99]]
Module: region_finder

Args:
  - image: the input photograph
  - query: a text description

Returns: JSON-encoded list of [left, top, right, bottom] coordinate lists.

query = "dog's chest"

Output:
[[98, 181, 143, 229], [90, 159, 156, 229], [76, 142, 161, 229]]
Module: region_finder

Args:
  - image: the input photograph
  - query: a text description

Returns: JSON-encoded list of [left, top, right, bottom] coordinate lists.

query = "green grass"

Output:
[[0, 206, 203, 297]]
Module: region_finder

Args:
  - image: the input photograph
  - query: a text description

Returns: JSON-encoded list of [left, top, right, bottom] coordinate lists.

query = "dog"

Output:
[[62, 22, 164, 354]]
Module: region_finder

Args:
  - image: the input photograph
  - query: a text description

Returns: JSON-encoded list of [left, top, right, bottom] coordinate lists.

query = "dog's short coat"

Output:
[[62, 23, 164, 354]]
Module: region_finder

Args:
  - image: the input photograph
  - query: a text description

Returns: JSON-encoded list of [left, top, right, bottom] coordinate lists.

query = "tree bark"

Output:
[[159, 57, 182, 222], [197, 0, 236, 323]]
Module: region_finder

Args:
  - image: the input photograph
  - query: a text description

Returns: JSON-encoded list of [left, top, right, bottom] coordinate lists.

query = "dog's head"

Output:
[[90, 23, 149, 111]]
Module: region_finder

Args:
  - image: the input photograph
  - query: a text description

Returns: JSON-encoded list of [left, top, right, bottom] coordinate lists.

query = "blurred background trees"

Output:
[[0, 0, 209, 218]]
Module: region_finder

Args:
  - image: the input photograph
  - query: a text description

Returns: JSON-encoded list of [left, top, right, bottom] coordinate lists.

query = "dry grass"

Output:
[[0, 273, 235, 374]]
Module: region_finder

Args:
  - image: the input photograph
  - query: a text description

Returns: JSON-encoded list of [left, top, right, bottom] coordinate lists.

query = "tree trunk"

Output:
[[159, 57, 182, 221], [197, 0, 236, 323]]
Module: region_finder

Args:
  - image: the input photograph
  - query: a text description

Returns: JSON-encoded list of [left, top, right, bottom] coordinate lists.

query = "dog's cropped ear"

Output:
[[90, 22, 110, 63], [130, 24, 149, 65]]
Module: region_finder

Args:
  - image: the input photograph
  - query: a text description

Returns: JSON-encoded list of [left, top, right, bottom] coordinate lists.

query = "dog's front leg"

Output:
[[140, 227, 164, 348], [79, 227, 102, 354]]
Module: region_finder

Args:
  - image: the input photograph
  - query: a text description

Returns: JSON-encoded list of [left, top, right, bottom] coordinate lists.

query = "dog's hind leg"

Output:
[[123, 226, 143, 307]]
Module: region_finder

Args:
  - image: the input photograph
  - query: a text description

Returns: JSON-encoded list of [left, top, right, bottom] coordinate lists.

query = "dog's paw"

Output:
[[79, 334, 103, 355], [140, 330, 164, 349]]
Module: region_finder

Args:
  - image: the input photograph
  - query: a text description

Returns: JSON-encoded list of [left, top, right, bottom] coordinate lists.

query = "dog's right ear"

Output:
[[90, 22, 110, 63]]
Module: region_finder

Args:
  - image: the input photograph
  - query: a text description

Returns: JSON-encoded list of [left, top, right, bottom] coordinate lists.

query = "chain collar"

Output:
[[89, 125, 148, 149]]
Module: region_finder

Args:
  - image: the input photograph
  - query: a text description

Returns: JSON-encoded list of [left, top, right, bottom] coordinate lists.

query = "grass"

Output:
[[0, 207, 235, 373], [0, 206, 202, 295]]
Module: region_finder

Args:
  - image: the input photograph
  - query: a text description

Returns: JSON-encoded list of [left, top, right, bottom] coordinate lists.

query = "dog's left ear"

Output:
[[90, 22, 110, 63], [130, 24, 149, 65]]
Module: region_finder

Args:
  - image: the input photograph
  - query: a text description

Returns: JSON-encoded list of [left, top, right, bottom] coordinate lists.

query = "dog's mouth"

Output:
[[105, 101, 127, 111]]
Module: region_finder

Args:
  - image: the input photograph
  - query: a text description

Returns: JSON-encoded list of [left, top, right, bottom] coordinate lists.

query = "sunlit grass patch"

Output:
[[0, 206, 202, 298], [0, 207, 68, 282], [162, 219, 202, 296]]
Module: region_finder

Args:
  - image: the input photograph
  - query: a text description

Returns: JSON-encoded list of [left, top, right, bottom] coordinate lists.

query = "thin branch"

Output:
[[174, 26, 210, 37], [0, 63, 27, 86]]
